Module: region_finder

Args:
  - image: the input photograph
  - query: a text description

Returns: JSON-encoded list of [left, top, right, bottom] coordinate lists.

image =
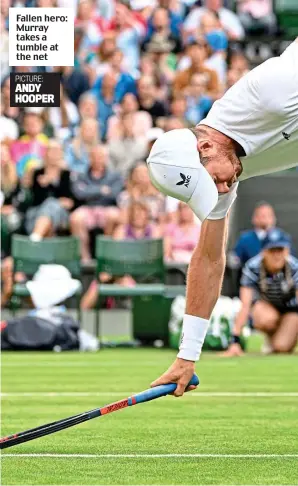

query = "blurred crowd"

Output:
[[0, 0, 284, 269]]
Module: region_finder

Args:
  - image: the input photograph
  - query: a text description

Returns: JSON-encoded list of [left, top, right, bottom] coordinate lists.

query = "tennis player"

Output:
[[148, 39, 298, 396]]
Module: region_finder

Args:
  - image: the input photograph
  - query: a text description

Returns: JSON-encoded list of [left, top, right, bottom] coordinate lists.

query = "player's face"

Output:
[[203, 157, 241, 194]]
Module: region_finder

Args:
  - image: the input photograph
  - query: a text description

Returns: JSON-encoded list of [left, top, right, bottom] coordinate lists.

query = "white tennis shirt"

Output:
[[200, 40, 298, 180]]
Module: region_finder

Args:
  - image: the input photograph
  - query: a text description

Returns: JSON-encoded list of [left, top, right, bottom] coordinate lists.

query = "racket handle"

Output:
[[130, 374, 199, 405]]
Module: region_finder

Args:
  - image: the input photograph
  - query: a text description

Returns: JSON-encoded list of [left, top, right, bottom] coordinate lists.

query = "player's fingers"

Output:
[[173, 379, 189, 397], [185, 385, 197, 393], [150, 374, 173, 388]]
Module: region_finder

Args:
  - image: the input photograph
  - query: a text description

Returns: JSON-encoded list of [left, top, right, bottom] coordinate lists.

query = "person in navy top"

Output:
[[233, 201, 277, 267], [225, 228, 298, 356]]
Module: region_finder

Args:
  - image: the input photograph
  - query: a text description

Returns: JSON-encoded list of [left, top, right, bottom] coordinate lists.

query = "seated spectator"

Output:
[[114, 200, 161, 240], [224, 228, 298, 356], [233, 202, 277, 268], [183, 0, 245, 41], [108, 2, 146, 74], [173, 41, 220, 99], [55, 65, 90, 106], [78, 92, 98, 121], [48, 84, 80, 141], [164, 202, 201, 263], [237, 0, 277, 36], [70, 145, 123, 262], [80, 200, 161, 310], [107, 93, 152, 141], [0, 79, 19, 144], [142, 35, 179, 84], [91, 71, 118, 139], [91, 31, 117, 78], [75, 0, 107, 54], [1, 77, 21, 126], [64, 118, 100, 173], [108, 113, 148, 178], [0, 142, 23, 237], [92, 49, 137, 103], [169, 95, 190, 126], [184, 73, 213, 125], [25, 140, 75, 241], [145, 0, 183, 38], [162, 116, 187, 131], [199, 11, 229, 86], [137, 75, 168, 126], [10, 111, 48, 177], [142, 8, 183, 55], [117, 162, 165, 225]]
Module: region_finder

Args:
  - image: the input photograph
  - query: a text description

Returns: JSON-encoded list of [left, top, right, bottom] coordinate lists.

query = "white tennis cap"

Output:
[[147, 129, 218, 221]]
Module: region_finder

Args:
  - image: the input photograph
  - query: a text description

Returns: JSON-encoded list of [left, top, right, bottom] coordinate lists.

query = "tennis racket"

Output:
[[0, 374, 199, 449]]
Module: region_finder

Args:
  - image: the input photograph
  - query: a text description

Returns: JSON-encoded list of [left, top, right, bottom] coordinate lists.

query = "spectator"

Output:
[[108, 113, 148, 178], [91, 71, 118, 139], [78, 92, 98, 121], [64, 118, 100, 173], [226, 52, 250, 89], [0, 97, 19, 143], [237, 0, 277, 36], [48, 84, 80, 141], [169, 94, 190, 126], [199, 11, 229, 85], [162, 116, 187, 131], [1, 77, 21, 126], [108, 2, 146, 74], [224, 228, 298, 356], [114, 200, 162, 240], [233, 202, 277, 268], [164, 202, 201, 263], [137, 75, 168, 125], [10, 111, 49, 177], [75, 0, 106, 54], [0, 142, 23, 236], [117, 162, 165, 225], [25, 140, 75, 241], [142, 7, 183, 55], [81, 200, 161, 310], [173, 42, 220, 99], [93, 31, 117, 77], [146, 0, 183, 38], [70, 145, 123, 262], [184, 73, 213, 125], [183, 0, 245, 41], [92, 51, 137, 107], [56, 65, 90, 106], [107, 93, 152, 141]]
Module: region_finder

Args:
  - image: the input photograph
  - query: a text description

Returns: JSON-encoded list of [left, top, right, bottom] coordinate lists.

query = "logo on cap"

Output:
[[176, 173, 191, 188]]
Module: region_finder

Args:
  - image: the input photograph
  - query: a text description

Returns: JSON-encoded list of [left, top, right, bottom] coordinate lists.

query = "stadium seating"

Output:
[[10, 235, 82, 321], [95, 237, 165, 338]]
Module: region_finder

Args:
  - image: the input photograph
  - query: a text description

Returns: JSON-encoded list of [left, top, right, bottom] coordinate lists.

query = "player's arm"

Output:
[[151, 184, 238, 396], [222, 286, 253, 357]]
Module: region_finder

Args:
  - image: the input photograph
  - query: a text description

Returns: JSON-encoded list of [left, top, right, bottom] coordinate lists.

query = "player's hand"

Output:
[[220, 343, 244, 357], [150, 358, 197, 397]]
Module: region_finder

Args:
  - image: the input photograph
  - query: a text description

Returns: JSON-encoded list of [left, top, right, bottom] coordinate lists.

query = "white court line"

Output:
[[1, 392, 298, 397], [1, 453, 298, 459]]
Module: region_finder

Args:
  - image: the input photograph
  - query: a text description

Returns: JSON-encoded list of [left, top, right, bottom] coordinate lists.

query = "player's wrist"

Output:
[[177, 314, 210, 361], [231, 335, 241, 345], [207, 182, 238, 220]]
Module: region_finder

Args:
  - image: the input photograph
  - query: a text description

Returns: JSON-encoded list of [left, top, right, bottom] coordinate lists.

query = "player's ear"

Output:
[[197, 138, 213, 155]]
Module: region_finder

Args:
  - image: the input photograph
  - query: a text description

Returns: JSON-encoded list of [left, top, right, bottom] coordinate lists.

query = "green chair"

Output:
[[95, 237, 165, 338], [275, 0, 298, 37], [11, 235, 82, 323]]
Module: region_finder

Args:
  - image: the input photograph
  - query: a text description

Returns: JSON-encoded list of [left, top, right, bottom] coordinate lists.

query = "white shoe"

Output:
[[261, 335, 274, 355]]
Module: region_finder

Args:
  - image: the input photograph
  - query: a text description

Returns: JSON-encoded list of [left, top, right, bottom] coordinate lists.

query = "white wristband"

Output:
[[177, 314, 210, 361]]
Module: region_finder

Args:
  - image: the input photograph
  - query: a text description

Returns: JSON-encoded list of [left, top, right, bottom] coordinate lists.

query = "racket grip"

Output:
[[130, 374, 199, 405]]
